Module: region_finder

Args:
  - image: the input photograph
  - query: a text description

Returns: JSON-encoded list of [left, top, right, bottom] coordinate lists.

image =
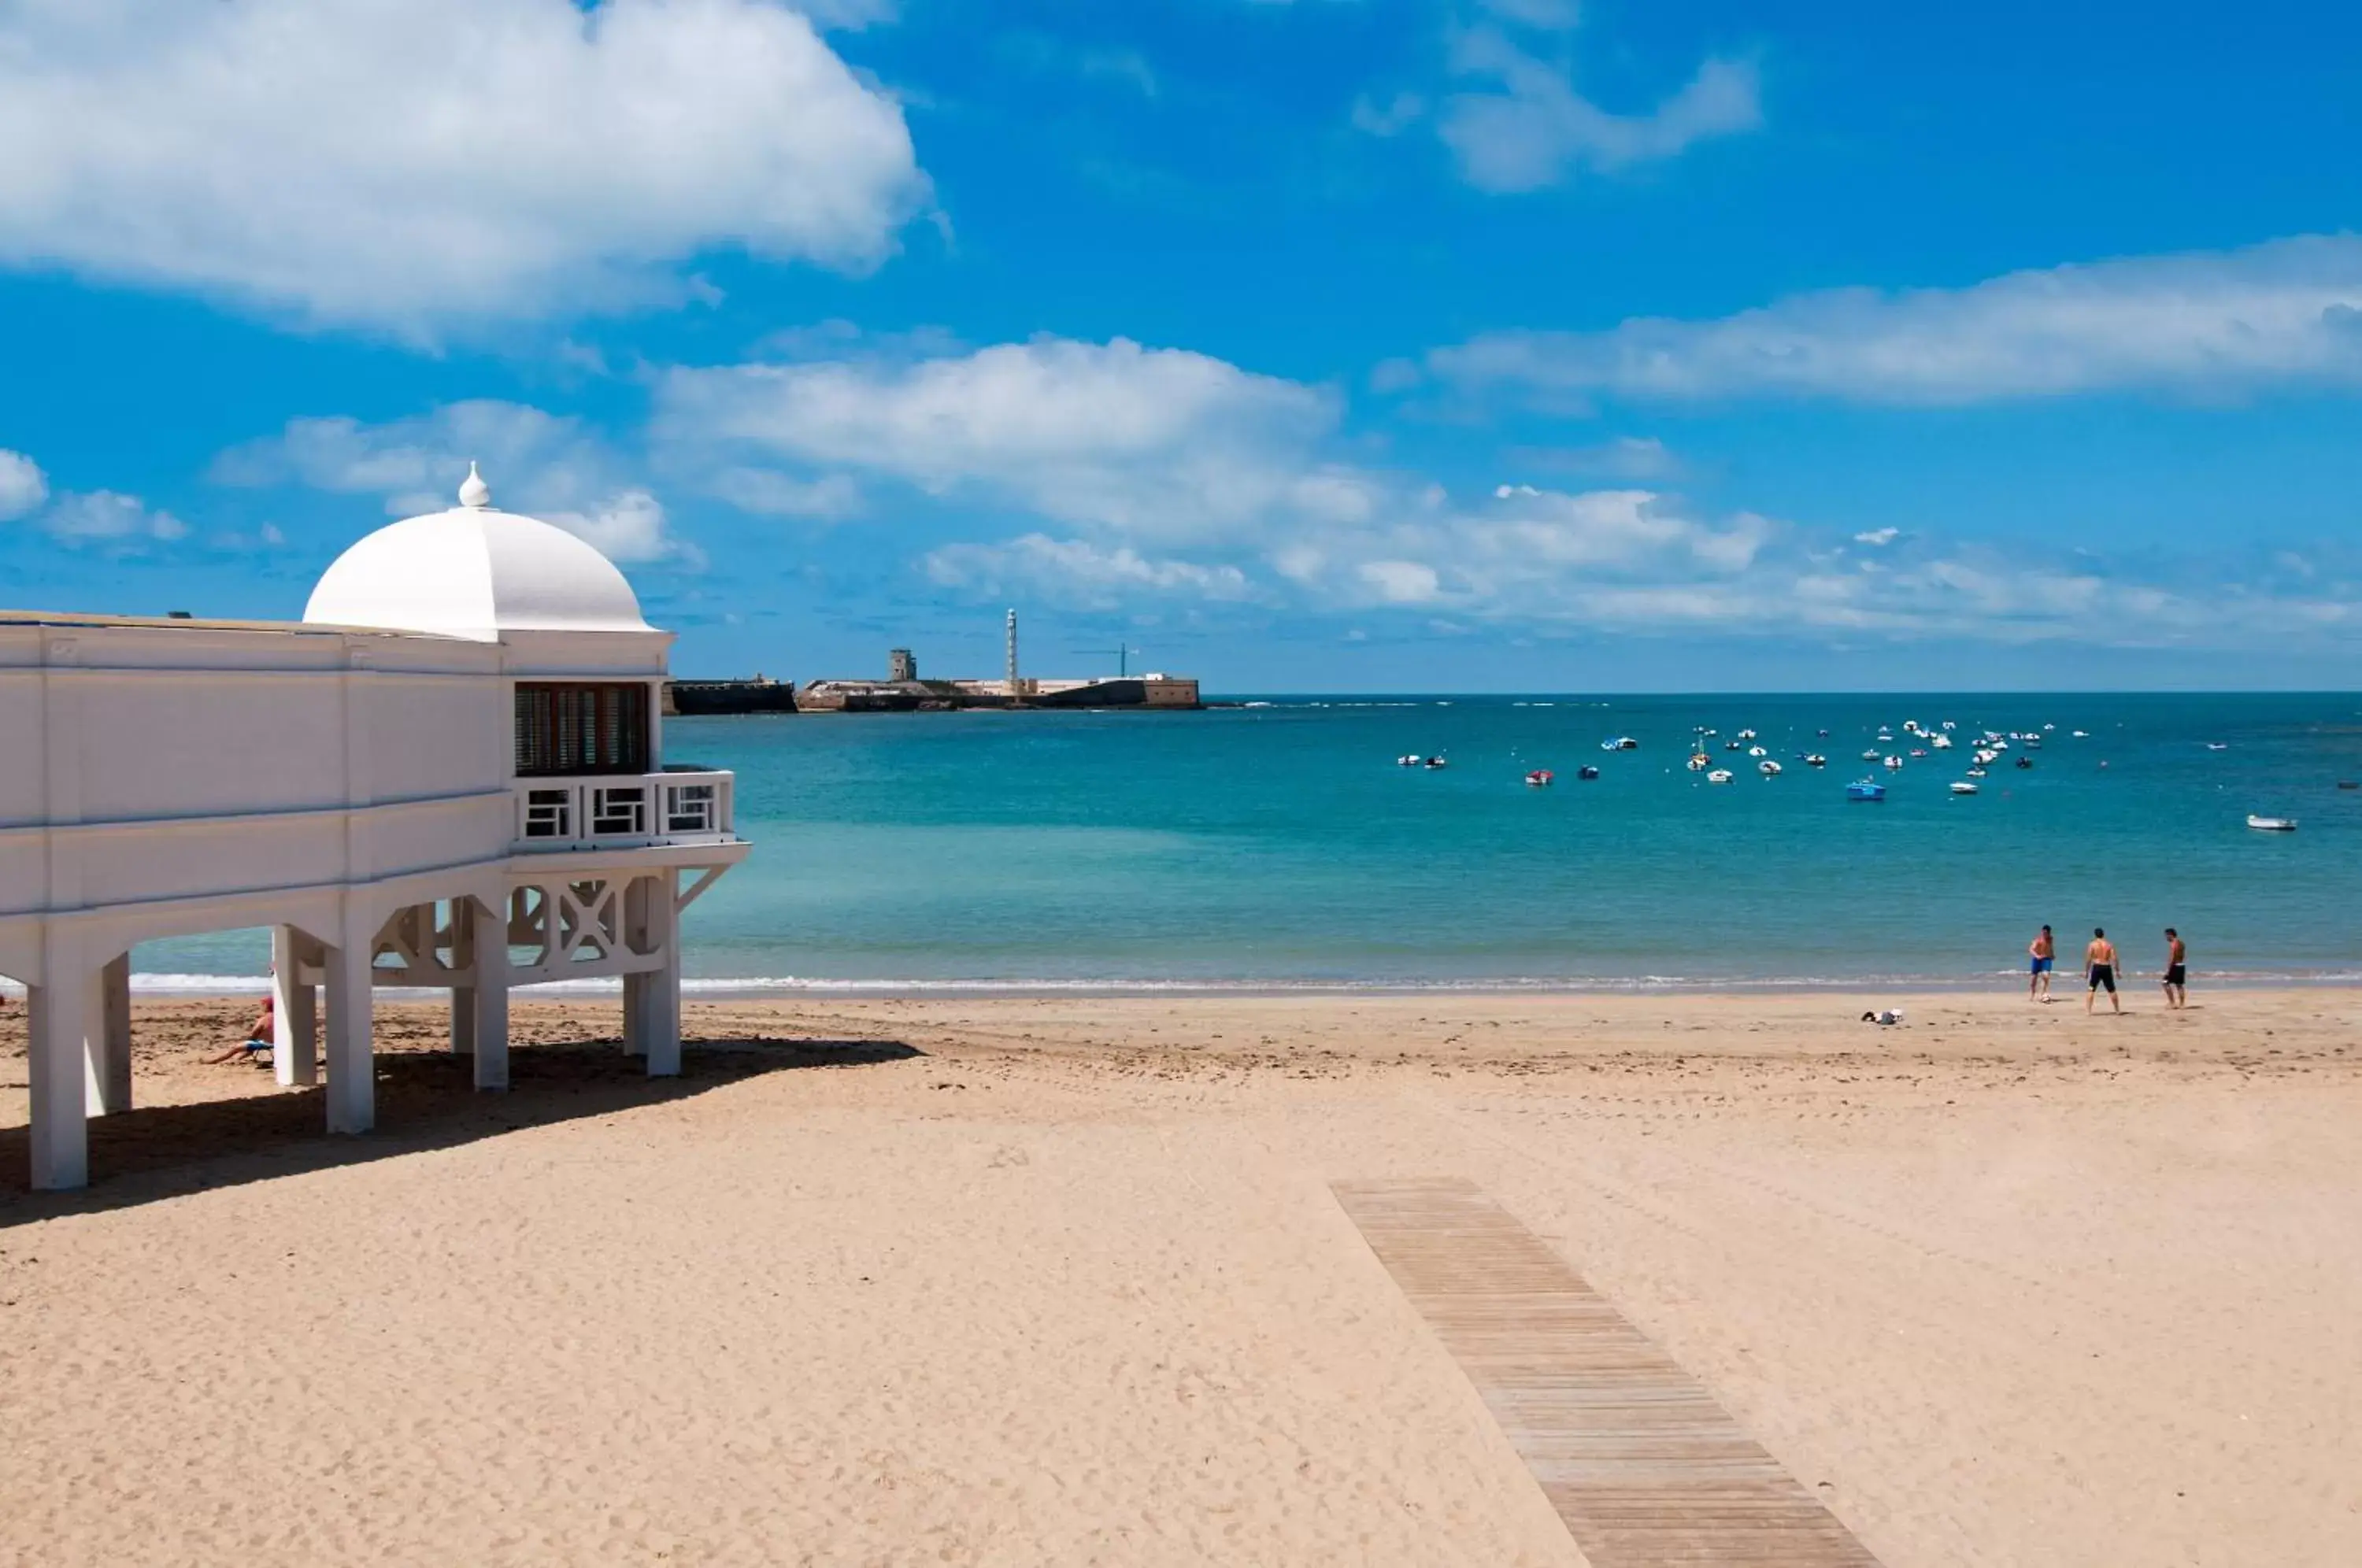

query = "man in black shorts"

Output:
[[2085, 927, 2121, 1015], [2162, 928, 2187, 1009]]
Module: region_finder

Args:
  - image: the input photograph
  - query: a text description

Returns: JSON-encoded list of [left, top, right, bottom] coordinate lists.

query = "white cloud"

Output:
[[709, 468, 866, 520], [214, 401, 694, 564], [1358, 560, 1442, 603], [1503, 435, 1682, 481], [41, 490, 187, 542], [0, 0, 927, 332], [657, 331, 2362, 654], [1350, 91, 1427, 137], [924, 534, 1253, 608], [0, 449, 49, 520], [657, 335, 1342, 544], [1433, 234, 2362, 404], [1438, 28, 1759, 192]]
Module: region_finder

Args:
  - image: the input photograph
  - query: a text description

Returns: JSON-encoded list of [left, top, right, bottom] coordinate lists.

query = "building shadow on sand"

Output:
[[0, 1035, 922, 1221]]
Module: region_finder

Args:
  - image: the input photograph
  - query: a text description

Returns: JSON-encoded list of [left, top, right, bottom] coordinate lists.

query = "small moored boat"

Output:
[[1758, 760, 1783, 777], [1950, 781, 1979, 795], [1525, 769, 1554, 786], [1846, 778, 1886, 801], [1804, 753, 1827, 767], [2246, 815, 2297, 832], [1601, 736, 1639, 752], [1707, 768, 1734, 784], [1577, 765, 1600, 781]]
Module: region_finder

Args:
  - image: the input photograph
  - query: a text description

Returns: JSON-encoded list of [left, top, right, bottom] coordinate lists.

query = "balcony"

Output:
[[513, 769, 735, 852]]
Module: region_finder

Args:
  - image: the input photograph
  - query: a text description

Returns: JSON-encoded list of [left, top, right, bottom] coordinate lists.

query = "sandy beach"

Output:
[[3, 988, 2358, 1566]]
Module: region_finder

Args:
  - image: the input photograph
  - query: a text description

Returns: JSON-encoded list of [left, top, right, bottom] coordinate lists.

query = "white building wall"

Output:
[[0, 608, 743, 1192]]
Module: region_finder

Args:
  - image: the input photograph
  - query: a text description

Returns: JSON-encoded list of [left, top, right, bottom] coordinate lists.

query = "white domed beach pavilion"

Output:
[[0, 468, 747, 1189]]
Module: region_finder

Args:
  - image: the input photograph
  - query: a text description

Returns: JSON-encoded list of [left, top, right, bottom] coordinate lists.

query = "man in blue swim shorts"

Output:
[[2027, 924, 2055, 1002]]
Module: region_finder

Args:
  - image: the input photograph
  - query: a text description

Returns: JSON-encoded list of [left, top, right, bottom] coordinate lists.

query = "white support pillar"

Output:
[[84, 952, 132, 1116], [645, 868, 682, 1078], [450, 899, 476, 1058], [27, 948, 91, 1191], [470, 893, 509, 1092], [322, 905, 376, 1135], [272, 926, 318, 1087], [621, 877, 650, 1058]]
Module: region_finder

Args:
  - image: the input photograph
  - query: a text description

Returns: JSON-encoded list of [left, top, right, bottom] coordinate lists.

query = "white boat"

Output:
[[1966, 766, 1987, 778], [1758, 760, 1783, 776], [1860, 748, 1882, 761], [1397, 754, 1422, 767], [2071, 730, 2089, 738], [1737, 728, 1757, 741], [1423, 756, 1448, 769], [1950, 781, 1979, 795], [2205, 742, 2228, 752], [1747, 745, 1767, 757], [1804, 753, 1827, 767], [1686, 753, 1710, 771], [1883, 754, 1905, 770], [1601, 736, 1639, 752], [1930, 734, 1953, 749], [2246, 815, 2297, 832], [1707, 768, 1734, 784]]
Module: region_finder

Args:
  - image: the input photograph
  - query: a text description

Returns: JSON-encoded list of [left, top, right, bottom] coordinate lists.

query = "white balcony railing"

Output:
[[513, 769, 735, 852]]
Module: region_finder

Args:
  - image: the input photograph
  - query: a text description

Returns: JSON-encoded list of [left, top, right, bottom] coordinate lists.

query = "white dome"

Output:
[[304, 466, 653, 642]]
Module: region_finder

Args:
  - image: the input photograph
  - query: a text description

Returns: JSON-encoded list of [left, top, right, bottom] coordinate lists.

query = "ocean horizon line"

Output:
[[28, 968, 2359, 1001]]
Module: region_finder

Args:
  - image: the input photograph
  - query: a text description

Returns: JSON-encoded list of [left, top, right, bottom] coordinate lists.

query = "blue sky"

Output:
[[3, 0, 2360, 690]]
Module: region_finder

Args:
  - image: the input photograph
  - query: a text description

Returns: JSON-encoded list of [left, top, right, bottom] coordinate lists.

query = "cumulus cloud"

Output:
[[0, 0, 927, 331], [214, 401, 694, 564], [657, 335, 1345, 544], [924, 534, 1254, 608], [40, 490, 188, 543], [0, 449, 49, 520], [1437, 27, 1758, 192], [1433, 234, 2362, 405], [650, 331, 2361, 653], [0, 450, 190, 545], [1503, 435, 1682, 481]]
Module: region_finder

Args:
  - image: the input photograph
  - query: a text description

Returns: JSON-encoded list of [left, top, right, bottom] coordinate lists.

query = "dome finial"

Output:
[[458, 460, 491, 509]]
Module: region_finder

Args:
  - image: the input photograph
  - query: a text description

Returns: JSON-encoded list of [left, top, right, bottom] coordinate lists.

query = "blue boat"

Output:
[[1846, 778, 1886, 802]]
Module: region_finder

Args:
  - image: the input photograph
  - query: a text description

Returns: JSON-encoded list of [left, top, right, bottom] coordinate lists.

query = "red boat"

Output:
[[1524, 769, 1554, 786]]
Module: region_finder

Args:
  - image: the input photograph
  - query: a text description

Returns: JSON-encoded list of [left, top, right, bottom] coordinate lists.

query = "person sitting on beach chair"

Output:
[[204, 994, 276, 1065]]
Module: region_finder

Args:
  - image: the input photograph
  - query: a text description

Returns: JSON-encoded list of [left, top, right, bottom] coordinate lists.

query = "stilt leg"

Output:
[[323, 911, 376, 1135], [28, 961, 91, 1190], [470, 893, 509, 1092], [622, 877, 650, 1057], [646, 870, 681, 1078], [85, 953, 132, 1115], [272, 926, 317, 1087], [451, 900, 477, 1057]]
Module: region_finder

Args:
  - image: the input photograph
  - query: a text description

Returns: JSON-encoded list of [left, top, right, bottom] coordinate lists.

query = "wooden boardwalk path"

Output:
[[1333, 1178, 1883, 1567]]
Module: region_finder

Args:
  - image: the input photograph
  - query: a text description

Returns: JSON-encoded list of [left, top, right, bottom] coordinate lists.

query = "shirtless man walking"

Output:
[[2161, 928, 2188, 1009], [2028, 924, 2056, 1002], [2085, 927, 2121, 1015]]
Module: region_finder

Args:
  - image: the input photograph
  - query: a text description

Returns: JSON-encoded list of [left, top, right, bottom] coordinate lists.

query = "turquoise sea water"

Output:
[[136, 693, 2362, 993]]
